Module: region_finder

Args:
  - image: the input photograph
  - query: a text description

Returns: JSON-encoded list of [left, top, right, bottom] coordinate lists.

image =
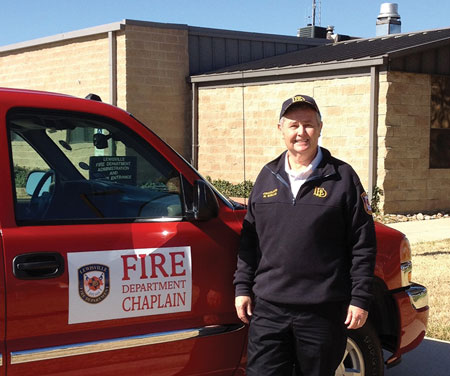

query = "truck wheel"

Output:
[[335, 322, 384, 376]]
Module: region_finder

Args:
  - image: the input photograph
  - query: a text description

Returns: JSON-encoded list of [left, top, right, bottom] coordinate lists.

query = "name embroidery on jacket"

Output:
[[263, 188, 278, 198], [313, 187, 327, 198]]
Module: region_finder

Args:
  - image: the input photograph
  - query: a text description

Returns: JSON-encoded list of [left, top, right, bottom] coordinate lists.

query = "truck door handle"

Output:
[[13, 252, 65, 279]]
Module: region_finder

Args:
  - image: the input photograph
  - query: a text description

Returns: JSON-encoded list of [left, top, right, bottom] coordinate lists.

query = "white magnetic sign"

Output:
[[68, 247, 192, 324]]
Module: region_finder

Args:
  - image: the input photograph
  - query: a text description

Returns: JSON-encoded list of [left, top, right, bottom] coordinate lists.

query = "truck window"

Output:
[[8, 109, 184, 223]]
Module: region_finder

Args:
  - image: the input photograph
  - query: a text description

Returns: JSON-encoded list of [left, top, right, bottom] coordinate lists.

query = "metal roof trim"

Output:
[[0, 18, 330, 54], [190, 56, 387, 83], [121, 19, 189, 30], [0, 21, 126, 53], [187, 26, 330, 45]]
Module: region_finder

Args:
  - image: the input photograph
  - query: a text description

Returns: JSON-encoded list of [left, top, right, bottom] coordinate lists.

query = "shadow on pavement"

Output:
[[385, 338, 450, 376]]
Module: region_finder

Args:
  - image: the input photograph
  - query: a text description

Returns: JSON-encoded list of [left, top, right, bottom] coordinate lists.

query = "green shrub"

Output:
[[14, 165, 32, 188], [206, 177, 254, 198], [206, 178, 385, 212], [371, 186, 384, 215]]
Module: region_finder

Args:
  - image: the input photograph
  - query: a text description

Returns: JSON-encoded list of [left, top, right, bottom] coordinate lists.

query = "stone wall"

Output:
[[0, 24, 191, 157], [198, 76, 373, 189], [0, 34, 115, 104], [382, 71, 450, 213], [198, 72, 450, 214], [123, 25, 191, 156], [2, 26, 448, 214]]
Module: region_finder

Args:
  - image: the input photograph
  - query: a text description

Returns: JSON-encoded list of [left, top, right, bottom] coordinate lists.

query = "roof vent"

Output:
[[379, 3, 400, 18], [376, 3, 401, 36]]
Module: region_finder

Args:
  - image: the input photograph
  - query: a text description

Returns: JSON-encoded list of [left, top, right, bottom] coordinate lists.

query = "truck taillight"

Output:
[[400, 238, 412, 286]]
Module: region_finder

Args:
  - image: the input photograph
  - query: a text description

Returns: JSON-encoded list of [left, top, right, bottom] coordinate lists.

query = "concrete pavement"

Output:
[[385, 218, 449, 375], [385, 217, 450, 244], [385, 338, 450, 376]]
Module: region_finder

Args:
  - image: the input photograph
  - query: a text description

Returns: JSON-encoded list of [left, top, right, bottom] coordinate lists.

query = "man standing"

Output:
[[234, 95, 377, 376]]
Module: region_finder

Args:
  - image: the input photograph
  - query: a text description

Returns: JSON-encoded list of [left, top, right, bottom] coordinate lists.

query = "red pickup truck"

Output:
[[0, 88, 428, 375]]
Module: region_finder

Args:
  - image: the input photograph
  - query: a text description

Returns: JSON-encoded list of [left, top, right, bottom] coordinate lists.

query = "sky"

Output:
[[2, 0, 450, 47]]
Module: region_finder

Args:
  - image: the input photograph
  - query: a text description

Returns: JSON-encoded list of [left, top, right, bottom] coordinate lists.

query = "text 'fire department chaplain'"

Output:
[[234, 95, 377, 376]]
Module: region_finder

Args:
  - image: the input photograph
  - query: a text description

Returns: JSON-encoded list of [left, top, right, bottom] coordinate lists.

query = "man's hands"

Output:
[[236, 298, 368, 329], [235, 296, 253, 324], [345, 305, 368, 329]]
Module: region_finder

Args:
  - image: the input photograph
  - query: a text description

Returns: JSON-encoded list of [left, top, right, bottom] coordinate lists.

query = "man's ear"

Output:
[[277, 120, 283, 131]]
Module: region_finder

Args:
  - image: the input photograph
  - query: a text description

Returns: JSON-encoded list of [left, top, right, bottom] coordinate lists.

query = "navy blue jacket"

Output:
[[234, 147, 377, 310]]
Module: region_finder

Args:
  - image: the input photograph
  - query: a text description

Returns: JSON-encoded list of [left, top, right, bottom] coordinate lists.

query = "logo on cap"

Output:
[[292, 95, 307, 103], [279, 94, 320, 120]]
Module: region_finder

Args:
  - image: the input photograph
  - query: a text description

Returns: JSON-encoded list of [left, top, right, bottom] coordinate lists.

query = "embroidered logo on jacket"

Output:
[[263, 188, 278, 198], [313, 187, 327, 198], [361, 192, 373, 215]]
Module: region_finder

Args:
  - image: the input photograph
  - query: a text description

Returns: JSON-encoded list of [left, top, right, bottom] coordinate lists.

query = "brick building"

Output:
[[0, 19, 325, 157], [1, 20, 449, 213], [191, 28, 450, 214]]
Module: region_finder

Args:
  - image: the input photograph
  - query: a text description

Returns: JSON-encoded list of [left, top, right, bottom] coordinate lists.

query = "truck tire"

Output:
[[335, 322, 384, 376]]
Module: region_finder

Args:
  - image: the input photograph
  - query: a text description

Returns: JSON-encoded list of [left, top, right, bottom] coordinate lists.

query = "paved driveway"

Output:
[[387, 217, 450, 244], [385, 338, 450, 376]]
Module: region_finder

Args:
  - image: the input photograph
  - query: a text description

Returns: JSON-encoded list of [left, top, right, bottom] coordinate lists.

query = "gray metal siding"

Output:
[[263, 42, 276, 57], [213, 38, 226, 68], [422, 50, 436, 74], [437, 46, 450, 75], [390, 45, 450, 75], [225, 39, 239, 66], [188, 32, 319, 75]]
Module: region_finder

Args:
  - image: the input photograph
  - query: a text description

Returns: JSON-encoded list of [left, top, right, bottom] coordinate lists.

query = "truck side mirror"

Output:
[[25, 171, 51, 196], [191, 179, 219, 221]]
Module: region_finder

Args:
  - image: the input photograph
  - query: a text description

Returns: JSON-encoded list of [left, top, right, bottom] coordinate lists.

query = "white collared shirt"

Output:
[[284, 147, 323, 197]]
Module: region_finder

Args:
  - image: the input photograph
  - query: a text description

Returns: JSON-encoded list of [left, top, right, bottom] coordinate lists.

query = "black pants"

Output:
[[247, 298, 347, 376]]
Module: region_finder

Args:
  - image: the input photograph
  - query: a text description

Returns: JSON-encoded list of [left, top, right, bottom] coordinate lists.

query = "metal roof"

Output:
[[191, 27, 450, 82]]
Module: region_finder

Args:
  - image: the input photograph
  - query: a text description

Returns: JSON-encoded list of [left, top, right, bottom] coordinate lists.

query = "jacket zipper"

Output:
[[264, 166, 296, 205], [265, 166, 336, 206]]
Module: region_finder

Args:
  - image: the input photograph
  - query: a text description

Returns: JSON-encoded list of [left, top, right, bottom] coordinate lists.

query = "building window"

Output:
[[430, 76, 450, 168]]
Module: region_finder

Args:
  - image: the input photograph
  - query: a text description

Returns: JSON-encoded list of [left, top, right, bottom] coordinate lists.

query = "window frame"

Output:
[[7, 108, 192, 226], [430, 75, 450, 169]]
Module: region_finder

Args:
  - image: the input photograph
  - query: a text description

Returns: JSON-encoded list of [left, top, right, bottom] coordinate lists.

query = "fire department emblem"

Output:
[[361, 192, 373, 215], [78, 264, 110, 304]]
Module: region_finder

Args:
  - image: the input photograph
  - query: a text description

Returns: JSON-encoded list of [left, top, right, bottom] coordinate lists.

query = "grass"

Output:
[[411, 238, 450, 341]]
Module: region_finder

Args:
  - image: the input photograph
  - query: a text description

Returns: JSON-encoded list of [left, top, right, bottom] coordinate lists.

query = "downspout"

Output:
[[191, 82, 199, 168], [108, 31, 117, 106], [368, 65, 379, 202]]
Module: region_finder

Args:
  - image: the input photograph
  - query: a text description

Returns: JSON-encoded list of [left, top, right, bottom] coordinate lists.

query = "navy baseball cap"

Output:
[[279, 95, 321, 119]]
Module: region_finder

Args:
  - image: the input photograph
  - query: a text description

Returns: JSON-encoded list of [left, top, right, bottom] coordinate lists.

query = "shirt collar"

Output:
[[284, 147, 323, 178]]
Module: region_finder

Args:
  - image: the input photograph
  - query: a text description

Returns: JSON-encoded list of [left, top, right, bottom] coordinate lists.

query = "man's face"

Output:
[[278, 106, 323, 160]]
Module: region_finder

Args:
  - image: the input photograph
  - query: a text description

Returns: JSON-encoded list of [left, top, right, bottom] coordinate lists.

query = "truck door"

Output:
[[0, 235, 6, 376], [0, 107, 245, 375]]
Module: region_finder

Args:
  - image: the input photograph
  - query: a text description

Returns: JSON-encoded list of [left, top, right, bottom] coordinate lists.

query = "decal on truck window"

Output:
[[68, 247, 192, 324]]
